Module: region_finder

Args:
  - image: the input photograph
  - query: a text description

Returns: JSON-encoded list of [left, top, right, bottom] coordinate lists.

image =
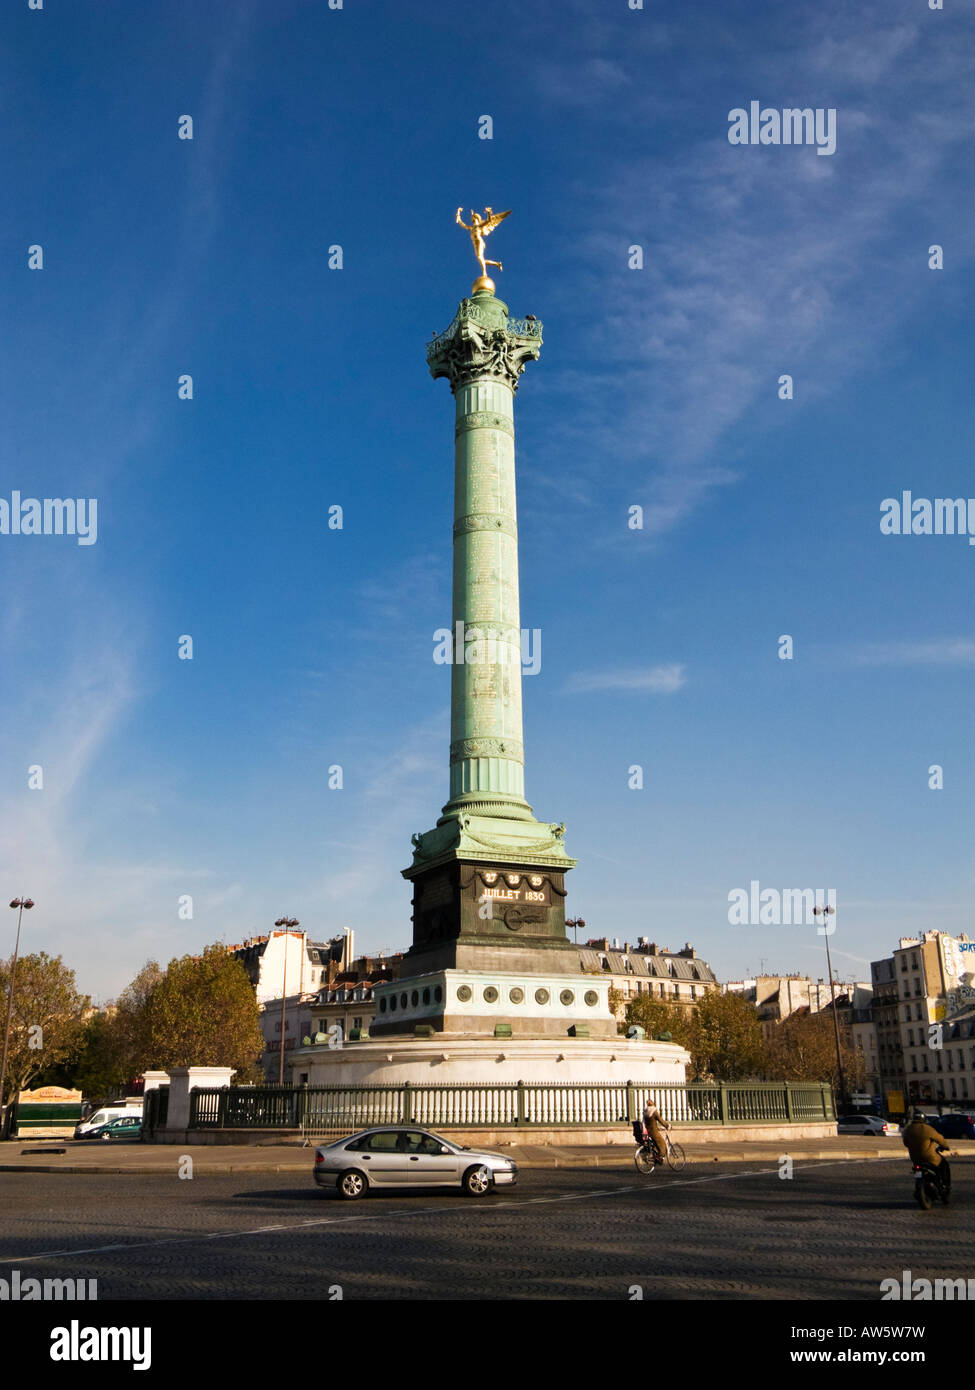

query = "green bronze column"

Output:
[[399, 233, 577, 986], [429, 288, 538, 822]]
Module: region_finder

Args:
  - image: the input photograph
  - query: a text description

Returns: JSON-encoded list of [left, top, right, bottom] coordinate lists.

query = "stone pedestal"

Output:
[[291, 1035, 688, 1090], [370, 967, 617, 1039], [164, 1066, 235, 1132]]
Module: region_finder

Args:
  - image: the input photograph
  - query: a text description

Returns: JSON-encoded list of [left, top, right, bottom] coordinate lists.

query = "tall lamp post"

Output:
[[1, 897, 35, 1134], [566, 918, 586, 948], [813, 904, 846, 1112], [274, 916, 299, 1085]]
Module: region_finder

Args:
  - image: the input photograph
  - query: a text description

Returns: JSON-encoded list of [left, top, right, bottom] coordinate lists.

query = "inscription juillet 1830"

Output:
[[478, 870, 549, 905]]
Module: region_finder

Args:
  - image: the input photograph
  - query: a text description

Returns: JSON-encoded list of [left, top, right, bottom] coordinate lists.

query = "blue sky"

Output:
[[2, 0, 973, 1000]]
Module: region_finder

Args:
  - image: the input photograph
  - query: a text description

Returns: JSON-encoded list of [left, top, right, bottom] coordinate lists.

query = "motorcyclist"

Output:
[[902, 1109, 957, 1192], [642, 1096, 670, 1165]]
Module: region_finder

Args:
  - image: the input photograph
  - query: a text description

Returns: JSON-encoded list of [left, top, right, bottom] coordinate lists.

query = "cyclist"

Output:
[[902, 1110, 956, 1194], [642, 1096, 670, 1166]]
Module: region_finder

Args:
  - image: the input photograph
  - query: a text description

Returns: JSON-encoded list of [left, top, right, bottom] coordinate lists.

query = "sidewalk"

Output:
[[4, 1136, 970, 1176]]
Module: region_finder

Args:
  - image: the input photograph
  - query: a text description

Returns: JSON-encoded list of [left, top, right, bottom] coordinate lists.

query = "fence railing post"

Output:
[[403, 1080, 412, 1124], [783, 1084, 793, 1123], [516, 1079, 526, 1126]]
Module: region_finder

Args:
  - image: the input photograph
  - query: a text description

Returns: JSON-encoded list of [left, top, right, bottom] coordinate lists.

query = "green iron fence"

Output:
[[179, 1079, 834, 1135]]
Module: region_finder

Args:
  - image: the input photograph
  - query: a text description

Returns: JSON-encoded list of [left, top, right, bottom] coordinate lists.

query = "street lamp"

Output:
[[813, 904, 847, 1111], [566, 918, 586, 947], [274, 916, 299, 1085], [1, 897, 35, 1134]]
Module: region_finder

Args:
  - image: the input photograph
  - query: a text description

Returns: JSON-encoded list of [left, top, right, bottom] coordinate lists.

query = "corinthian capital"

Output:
[[427, 297, 542, 393]]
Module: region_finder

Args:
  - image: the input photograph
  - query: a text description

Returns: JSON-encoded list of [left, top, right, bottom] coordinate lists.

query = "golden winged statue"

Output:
[[456, 206, 512, 288]]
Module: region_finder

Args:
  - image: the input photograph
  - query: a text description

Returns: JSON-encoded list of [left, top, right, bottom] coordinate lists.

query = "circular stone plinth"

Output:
[[289, 1035, 688, 1087]]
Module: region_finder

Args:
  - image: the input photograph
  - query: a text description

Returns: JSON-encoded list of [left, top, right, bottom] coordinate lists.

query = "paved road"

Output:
[[0, 1157, 970, 1300]]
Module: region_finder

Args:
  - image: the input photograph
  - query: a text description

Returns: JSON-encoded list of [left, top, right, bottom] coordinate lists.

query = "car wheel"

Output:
[[462, 1164, 493, 1196], [99, 1132, 112, 1142], [337, 1169, 367, 1200]]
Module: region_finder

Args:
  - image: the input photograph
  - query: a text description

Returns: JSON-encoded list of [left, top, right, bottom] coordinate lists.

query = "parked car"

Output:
[[932, 1113, 975, 1140], [80, 1115, 143, 1142], [837, 1114, 898, 1136], [313, 1126, 518, 1199], [74, 1104, 142, 1139]]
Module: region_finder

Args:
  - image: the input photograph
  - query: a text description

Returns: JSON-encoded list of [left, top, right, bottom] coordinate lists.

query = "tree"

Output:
[[687, 991, 765, 1081], [624, 995, 694, 1049], [764, 1009, 866, 1092], [144, 945, 263, 1071], [113, 960, 164, 1078], [0, 952, 90, 1105], [50, 1009, 131, 1098]]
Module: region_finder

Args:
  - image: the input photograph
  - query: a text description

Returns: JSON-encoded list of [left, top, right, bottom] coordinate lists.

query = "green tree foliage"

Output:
[[690, 990, 766, 1080], [112, 960, 165, 1078], [60, 1010, 132, 1097], [624, 995, 694, 1048], [0, 952, 90, 1104], [625, 990, 764, 1080], [143, 945, 263, 1071]]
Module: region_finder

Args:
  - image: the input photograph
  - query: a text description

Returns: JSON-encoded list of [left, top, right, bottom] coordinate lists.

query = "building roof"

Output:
[[578, 946, 716, 983]]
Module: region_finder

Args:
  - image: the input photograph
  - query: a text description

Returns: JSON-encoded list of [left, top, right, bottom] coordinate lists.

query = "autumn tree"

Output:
[[112, 960, 165, 1078], [624, 995, 694, 1048], [53, 1009, 132, 1098], [625, 990, 764, 1079], [763, 1009, 866, 1092], [0, 952, 90, 1106], [689, 990, 766, 1080], [143, 945, 263, 1072]]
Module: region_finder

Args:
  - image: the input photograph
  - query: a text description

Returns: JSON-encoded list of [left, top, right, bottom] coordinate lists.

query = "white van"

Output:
[[74, 1100, 143, 1139]]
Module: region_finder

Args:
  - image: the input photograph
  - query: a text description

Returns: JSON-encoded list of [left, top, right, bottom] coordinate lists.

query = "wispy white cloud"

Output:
[[850, 639, 975, 667], [566, 663, 686, 694], [533, 4, 975, 542]]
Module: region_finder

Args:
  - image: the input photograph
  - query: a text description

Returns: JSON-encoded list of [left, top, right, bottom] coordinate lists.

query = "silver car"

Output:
[[313, 1126, 518, 1199]]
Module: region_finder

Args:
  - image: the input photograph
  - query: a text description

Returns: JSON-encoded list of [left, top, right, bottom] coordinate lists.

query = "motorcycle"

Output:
[[914, 1148, 951, 1210]]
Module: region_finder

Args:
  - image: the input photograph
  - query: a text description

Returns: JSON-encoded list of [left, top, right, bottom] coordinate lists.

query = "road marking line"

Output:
[[0, 1159, 876, 1266]]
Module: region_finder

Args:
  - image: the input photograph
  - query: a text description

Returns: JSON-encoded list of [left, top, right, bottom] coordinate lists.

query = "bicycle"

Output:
[[633, 1129, 686, 1175]]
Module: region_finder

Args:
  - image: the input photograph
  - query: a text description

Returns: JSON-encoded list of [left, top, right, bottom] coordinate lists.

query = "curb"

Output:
[[0, 1149, 918, 1175]]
